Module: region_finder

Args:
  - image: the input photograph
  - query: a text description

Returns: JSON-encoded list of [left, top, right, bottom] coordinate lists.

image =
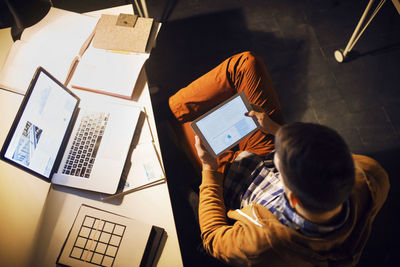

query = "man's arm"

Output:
[[199, 170, 263, 265], [353, 154, 390, 210], [195, 136, 269, 265]]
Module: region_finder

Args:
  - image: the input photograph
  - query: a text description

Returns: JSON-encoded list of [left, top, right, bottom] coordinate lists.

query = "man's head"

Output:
[[274, 122, 355, 214]]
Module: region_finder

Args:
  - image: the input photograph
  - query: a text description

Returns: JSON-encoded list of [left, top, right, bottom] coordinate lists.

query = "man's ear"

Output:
[[273, 152, 280, 172], [287, 191, 301, 209]]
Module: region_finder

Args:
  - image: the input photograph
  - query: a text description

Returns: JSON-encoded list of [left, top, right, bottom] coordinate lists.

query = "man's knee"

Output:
[[232, 51, 265, 76], [237, 51, 257, 66], [238, 51, 256, 61]]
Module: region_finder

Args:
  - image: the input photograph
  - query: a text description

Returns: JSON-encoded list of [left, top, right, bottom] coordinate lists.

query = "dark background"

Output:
[[1, 0, 399, 266]]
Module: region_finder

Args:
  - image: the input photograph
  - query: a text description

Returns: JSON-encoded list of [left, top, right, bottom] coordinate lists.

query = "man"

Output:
[[169, 51, 389, 266]]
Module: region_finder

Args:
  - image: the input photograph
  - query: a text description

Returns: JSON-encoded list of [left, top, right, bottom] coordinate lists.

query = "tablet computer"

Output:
[[191, 91, 259, 157]]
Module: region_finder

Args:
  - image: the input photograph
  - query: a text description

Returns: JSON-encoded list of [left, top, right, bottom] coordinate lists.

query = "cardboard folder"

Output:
[[93, 14, 154, 53]]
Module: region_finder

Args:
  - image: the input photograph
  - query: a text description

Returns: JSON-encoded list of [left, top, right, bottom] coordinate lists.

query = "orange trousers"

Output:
[[169, 51, 283, 174]]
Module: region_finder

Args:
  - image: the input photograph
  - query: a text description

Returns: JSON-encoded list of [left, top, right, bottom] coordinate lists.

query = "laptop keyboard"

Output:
[[62, 111, 110, 178]]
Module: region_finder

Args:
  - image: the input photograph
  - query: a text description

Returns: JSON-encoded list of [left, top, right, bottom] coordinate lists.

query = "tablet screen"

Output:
[[191, 92, 258, 157]]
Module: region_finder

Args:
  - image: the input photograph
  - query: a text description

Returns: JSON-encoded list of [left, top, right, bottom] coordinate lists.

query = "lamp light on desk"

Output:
[[5, 0, 51, 41]]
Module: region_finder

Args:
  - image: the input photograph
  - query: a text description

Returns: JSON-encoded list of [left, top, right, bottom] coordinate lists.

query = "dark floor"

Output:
[[2, 0, 400, 266], [144, 1, 400, 266]]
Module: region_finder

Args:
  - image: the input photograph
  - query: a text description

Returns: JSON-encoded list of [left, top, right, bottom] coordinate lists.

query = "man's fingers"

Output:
[[195, 135, 206, 154], [247, 110, 264, 120], [195, 135, 201, 149], [195, 136, 218, 170], [246, 110, 255, 117]]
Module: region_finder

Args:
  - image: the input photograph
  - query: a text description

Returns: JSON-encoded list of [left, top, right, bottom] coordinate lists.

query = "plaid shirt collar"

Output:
[[277, 194, 350, 237], [224, 151, 350, 237]]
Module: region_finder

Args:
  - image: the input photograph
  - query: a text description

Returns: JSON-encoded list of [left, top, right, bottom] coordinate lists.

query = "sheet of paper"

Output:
[[0, 7, 97, 94], [58, 204, 153, 267], [0, 41, 77, 94], [70, 47, 149, 99], [125, 142, 165, 191]]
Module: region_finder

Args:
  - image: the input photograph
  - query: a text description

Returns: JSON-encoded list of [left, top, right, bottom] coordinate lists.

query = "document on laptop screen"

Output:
[[3, 70, 78, 178]]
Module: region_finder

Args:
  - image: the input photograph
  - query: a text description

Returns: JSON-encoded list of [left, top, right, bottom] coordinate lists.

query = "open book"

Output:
[[0, 7, 157, 99], [0, 7, 97, 94], [69, 14, 159, 99]]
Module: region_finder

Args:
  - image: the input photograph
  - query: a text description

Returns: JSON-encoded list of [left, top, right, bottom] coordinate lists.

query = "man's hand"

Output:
[[195, 135, 218, 171], [246, 104, 281, 136]]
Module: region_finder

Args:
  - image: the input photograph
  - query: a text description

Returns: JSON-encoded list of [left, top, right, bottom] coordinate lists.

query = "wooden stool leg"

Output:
[[334, 0, 387, 63]]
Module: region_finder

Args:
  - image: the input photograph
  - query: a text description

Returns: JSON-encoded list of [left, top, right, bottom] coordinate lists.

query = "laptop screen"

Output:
[[2, 68, 79, 179]]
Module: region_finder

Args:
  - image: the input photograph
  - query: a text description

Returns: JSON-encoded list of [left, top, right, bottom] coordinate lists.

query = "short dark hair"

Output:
[[275, 122, 355, 213]]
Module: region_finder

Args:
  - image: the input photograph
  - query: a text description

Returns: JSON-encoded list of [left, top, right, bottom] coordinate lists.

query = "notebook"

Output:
[[0, 67, 141, 194], [57, 204, 166, 267]]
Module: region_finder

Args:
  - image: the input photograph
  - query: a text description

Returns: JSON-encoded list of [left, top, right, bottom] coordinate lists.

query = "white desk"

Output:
[[0, 5, 183, 267]]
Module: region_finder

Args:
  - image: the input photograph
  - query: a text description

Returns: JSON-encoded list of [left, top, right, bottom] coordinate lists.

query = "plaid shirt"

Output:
[[223, 151, 349, 237]]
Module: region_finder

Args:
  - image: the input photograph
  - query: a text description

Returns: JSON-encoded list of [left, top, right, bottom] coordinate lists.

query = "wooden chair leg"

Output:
[[334, 0, 387, 63]]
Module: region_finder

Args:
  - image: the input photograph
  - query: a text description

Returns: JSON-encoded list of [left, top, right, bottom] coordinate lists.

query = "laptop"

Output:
[[0, 67, 141, 194]]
